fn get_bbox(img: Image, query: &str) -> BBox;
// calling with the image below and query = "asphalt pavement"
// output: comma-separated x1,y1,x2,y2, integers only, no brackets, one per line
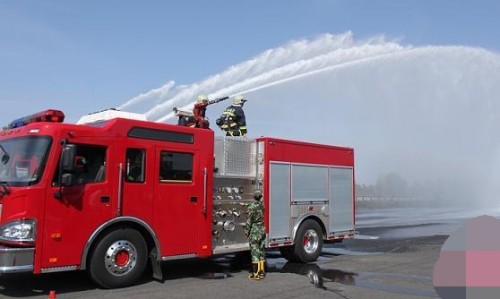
2,206,467,298
0,232,446,299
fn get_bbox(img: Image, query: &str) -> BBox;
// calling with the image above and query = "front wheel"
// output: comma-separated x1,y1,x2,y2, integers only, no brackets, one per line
292,219,323,263
88,228,148,289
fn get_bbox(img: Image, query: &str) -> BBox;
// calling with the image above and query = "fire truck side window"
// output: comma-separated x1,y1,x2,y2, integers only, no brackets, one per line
52,144,107,185
159,151,193,183
126,148,145,183
75,145,106,184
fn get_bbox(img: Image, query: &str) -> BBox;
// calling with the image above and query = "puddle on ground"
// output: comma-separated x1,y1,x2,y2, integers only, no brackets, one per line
268,261,438,297
165,251,438,297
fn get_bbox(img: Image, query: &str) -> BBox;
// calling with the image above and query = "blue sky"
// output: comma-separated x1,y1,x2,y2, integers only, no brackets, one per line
0,0,499,123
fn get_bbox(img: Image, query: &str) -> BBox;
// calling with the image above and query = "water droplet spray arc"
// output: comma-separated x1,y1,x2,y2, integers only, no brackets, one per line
119,32,500,208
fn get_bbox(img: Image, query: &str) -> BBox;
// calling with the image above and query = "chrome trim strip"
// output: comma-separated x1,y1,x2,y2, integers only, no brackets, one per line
41,265,78,273
0,265,33,273
213,244,249,255
161,253,196,261
291,201,329,205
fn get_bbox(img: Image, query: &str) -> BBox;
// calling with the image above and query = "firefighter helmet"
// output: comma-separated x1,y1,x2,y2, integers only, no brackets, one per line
197,95,208,103
233,95,246,105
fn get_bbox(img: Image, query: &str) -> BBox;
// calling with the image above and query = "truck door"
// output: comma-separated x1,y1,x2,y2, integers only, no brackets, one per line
154,148,201,256
44,144,110,269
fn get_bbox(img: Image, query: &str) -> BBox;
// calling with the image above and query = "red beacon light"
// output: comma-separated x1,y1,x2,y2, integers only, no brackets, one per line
6,109,65,129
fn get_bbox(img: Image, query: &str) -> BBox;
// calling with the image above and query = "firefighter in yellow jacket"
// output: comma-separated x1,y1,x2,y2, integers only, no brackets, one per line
216,95,247,136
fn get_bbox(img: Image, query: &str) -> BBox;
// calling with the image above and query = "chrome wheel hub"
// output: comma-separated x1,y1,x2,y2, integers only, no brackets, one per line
104,240,138,276
303,229,319,254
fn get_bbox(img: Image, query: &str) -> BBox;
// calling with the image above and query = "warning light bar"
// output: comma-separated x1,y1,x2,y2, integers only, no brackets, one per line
6,109,65,129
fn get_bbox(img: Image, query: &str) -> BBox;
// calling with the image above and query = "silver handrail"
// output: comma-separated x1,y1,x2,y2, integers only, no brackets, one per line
202,167,207,215
117,163,123,216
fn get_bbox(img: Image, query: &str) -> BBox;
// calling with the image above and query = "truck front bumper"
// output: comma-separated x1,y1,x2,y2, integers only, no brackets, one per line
0,245,34,273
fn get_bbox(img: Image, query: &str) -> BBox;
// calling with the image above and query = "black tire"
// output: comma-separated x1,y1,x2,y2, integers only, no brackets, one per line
88,228,148,289
292,219,323,263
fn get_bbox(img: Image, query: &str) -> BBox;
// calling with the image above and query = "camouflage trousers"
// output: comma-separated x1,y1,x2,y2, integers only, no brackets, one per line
249,234,265,263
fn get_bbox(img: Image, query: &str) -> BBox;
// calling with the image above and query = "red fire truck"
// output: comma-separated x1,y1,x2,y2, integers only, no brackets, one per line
0,109,355,288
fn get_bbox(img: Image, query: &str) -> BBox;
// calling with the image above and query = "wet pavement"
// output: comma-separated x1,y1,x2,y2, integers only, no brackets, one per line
0,236,447,298
1,206,489,298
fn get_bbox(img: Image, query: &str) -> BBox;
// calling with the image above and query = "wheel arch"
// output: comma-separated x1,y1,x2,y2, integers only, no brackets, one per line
80,217,160,271
292,214,327,243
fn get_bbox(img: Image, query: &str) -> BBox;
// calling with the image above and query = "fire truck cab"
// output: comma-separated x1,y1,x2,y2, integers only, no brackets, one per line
0,109,355,288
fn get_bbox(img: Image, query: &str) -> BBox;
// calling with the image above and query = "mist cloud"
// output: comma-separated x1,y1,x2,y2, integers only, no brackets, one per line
118,32,500,208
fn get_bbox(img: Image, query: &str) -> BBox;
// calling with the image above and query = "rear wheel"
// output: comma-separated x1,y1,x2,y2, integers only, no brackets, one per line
88,228,148,289
284,219,323,263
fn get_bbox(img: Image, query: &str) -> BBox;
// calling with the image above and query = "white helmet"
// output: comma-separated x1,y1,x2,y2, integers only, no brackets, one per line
197,94,208,103
233,95,246,105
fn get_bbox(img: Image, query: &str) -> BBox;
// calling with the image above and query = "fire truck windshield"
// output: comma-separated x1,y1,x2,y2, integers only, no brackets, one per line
0,136,52,186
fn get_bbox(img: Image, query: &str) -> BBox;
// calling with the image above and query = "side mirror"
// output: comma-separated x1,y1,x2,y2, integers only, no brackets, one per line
61,144,77,172
61,173,76,187
55,142,77,199
0,145,10,165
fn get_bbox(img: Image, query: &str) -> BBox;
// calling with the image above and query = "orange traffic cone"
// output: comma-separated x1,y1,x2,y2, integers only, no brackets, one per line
48,290,56,299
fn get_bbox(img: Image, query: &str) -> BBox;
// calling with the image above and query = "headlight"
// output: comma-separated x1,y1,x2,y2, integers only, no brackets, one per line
0,219,36,246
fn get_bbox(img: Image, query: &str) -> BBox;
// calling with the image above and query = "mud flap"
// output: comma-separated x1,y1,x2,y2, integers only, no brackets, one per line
150,248,164,282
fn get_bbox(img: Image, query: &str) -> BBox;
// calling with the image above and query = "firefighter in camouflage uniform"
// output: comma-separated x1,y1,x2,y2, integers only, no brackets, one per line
245,189,266,280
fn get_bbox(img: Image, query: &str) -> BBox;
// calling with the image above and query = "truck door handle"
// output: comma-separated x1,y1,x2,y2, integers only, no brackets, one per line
190,196,198,203
100,196,110,203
